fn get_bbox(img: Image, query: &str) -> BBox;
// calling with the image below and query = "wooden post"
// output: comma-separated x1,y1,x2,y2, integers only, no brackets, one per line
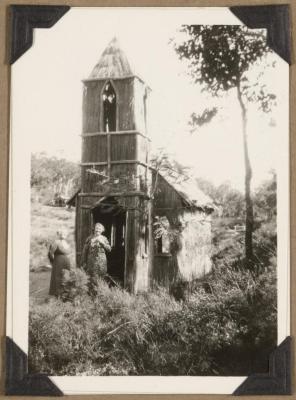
107,133,111,178
124,209,137,293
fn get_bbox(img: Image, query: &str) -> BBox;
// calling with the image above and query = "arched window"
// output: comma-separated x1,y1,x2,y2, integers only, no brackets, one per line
102,81,116,132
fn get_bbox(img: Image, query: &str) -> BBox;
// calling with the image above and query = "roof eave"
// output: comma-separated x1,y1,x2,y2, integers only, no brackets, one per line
82,75,152,91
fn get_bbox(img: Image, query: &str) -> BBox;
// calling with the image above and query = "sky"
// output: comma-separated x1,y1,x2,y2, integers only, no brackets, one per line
11,7,289,192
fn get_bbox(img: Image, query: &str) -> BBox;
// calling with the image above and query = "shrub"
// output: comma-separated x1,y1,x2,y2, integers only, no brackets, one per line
29,258,276,376
253,218,277,269
201,259,277,374
29,283,181,375
29,296,97,375
60,268,89,302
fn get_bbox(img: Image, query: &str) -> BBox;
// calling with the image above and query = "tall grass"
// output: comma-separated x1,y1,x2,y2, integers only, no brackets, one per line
29,257,276,376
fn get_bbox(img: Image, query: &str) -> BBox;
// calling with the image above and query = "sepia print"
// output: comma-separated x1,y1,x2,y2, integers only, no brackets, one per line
8,7,290,393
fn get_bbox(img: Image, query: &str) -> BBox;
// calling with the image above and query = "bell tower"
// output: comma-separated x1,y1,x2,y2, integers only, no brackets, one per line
76,38,152,293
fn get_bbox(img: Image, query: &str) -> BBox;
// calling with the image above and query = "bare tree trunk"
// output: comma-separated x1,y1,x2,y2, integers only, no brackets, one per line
237,85,254,265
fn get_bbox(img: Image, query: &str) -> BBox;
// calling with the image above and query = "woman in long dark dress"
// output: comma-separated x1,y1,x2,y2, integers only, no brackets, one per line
81,223,111,295
48,229,71,296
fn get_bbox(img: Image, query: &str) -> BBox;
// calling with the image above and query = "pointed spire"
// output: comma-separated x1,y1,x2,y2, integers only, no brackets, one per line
89,37,134,79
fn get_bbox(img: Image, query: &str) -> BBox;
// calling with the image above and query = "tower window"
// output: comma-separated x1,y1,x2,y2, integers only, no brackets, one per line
102,82,116,132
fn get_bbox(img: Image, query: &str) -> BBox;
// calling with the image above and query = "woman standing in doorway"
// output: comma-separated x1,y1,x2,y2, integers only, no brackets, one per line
81,222,111,295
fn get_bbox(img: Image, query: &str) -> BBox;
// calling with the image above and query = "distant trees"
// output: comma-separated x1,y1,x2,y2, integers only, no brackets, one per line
174,25,276,266
254,171,276,221
196,178,244,219
31,153,80,203
196,173,276,222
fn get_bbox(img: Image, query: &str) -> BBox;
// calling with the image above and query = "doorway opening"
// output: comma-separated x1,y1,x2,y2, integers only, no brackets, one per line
92,197,126,286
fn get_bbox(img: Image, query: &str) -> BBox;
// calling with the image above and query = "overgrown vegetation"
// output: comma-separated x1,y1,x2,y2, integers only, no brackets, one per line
28,22,279,377
29,139,277,377
29,254,276,376
29,173,277,375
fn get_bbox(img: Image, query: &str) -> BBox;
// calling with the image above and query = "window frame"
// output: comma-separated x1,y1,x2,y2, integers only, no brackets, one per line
100,80,118,132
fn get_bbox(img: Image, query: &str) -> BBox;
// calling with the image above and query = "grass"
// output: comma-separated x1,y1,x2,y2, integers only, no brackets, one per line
30,270,51,305
29,266,277,376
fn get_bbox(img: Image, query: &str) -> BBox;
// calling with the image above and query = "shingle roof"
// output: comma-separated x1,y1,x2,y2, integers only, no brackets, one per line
158,172,214,211
89,37,134,79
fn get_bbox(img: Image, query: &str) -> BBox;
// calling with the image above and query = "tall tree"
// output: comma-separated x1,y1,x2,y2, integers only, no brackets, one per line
174,25,275,265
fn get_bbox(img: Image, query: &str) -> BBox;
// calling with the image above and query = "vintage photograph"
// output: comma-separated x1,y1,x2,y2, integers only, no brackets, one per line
12,8,288,380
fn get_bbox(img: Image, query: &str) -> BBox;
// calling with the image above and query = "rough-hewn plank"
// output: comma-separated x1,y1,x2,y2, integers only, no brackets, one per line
83,80,105,133
82,164,141,194
82,135,108,163
133,77,147,134
79,208,92,266
82,130,151,141
124,210,136,292
152,172,183,210
75,195,80,265
116,78,135,131
133,198,150,292
137,134,149,163
110,133,137,161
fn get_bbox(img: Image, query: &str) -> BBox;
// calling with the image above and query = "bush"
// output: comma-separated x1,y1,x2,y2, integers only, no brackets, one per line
29,282,181,375
60,268,89,302
29,258,276,376
253,218,277,268
201,260,277,374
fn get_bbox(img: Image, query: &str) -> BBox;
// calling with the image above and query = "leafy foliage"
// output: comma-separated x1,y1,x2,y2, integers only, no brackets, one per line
153,216,181,241
211,173,276,270
60,268,89,302
31,153,80,204
189,107,218,131
150,150,192,184
175,25,270,95
196,178,245,218
254,171,276,220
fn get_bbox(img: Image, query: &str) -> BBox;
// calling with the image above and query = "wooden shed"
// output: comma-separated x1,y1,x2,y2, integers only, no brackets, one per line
72,38,214,293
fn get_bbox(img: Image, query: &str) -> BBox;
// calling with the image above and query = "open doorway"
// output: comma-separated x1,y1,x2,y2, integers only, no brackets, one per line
92,197,126,286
